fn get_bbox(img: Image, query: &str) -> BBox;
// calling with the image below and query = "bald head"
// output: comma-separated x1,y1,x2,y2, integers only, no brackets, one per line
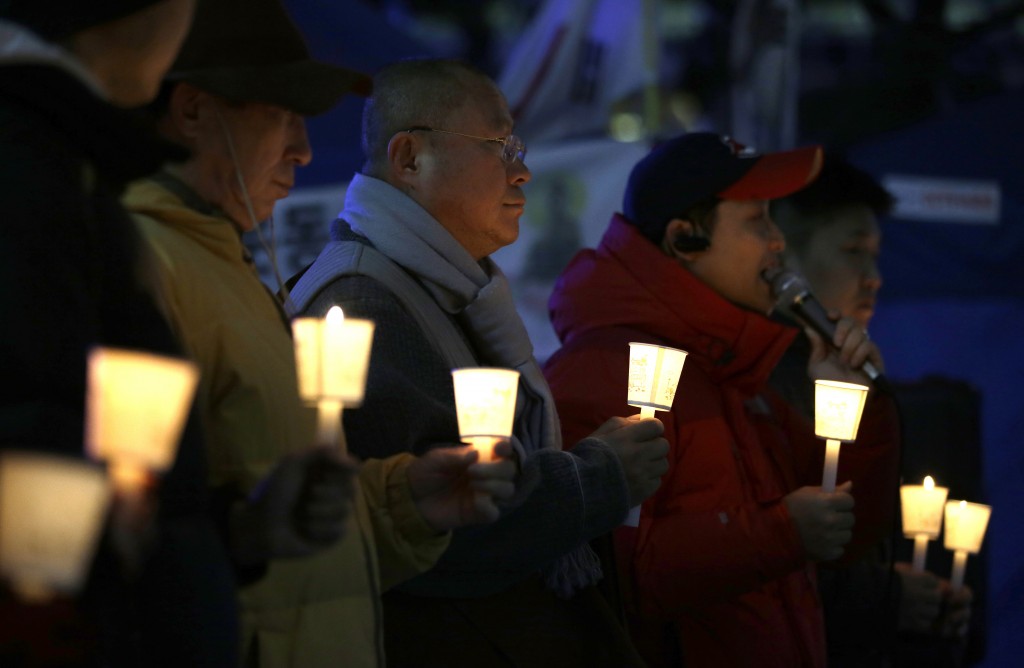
361,59,502,178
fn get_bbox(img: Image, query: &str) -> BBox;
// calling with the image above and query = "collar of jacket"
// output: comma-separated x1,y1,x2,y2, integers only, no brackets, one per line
0,64,187,189
123,174,250,266
550,213,799,394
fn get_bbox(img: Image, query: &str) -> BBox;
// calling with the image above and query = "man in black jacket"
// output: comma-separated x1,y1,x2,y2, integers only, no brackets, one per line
770,154,972,667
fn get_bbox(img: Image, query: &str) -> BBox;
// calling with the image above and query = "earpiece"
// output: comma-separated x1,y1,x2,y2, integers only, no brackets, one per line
672,234,711,253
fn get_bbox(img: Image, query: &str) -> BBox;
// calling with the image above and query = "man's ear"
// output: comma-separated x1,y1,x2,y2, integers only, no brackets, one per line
166,82,206,142
663,218,711,260
386,131,421,184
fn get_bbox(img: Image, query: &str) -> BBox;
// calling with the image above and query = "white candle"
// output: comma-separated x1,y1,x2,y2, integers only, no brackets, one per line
321,306,346,402
813,380,869,494
822,439,841,493
293,306,375,454
950,549,969,591
900,475,949,572
315,398,344,451
319,307,347,454
623,344,688,526
943,499,991,592
912,534,930,573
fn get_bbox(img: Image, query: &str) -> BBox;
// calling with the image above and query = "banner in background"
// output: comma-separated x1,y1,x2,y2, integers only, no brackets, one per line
245,183,347,288
492,137,651,361
883,175,1001,225
730,0,800,151
498,0,653,143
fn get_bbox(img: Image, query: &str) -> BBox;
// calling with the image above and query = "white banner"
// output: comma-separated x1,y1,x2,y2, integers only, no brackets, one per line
883,175,1001,225
498,0,654,143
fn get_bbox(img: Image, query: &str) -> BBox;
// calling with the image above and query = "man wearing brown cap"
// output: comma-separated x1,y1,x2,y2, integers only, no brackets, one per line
0,1,244,666
124,2,515,666
545,133,901,667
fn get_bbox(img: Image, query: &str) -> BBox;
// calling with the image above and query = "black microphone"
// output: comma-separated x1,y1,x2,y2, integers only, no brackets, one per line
766,268,887,386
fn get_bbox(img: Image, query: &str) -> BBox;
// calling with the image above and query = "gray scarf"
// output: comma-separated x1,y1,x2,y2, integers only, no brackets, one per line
338,174,601,596
341,174,562,455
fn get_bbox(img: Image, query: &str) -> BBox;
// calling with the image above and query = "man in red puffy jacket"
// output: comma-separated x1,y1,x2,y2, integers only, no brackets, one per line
544,133,901,667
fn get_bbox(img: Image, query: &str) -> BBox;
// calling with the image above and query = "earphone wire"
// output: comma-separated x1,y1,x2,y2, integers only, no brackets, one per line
214,104,298,317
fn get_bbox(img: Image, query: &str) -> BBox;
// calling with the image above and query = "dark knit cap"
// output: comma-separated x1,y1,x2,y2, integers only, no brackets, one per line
167,0,371,116
1,0,166,40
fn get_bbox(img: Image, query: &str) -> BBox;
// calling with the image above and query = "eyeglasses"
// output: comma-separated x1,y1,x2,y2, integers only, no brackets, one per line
404,126,527,165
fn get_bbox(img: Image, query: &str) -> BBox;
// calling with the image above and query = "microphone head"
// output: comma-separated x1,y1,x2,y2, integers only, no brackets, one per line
763,267,812,306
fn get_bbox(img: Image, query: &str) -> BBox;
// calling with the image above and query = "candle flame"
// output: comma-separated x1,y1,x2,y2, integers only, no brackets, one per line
326,305,344,325
924,475,934,489
960,500,967,510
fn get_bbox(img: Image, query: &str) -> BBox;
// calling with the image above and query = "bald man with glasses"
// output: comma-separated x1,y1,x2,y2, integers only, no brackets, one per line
288,58,668,667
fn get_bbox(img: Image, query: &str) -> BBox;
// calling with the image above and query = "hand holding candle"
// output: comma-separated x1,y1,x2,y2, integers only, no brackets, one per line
293,306,375,454
406,440,518,531
944,499,991,592
900,475,949,572
813,379,869,493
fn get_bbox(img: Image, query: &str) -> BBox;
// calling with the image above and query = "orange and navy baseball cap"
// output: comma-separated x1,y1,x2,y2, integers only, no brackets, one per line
623,132,823,243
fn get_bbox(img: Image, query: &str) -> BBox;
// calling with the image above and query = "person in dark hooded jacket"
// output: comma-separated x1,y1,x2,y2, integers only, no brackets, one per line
0,2,240,665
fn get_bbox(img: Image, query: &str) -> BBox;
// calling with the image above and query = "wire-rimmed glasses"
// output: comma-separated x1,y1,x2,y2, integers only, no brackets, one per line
404,126,527,165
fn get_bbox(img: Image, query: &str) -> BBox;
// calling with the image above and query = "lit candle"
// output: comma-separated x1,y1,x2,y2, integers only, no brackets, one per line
623,343,688,525
900,475,949,571
293,306,375,454
317,306,347,449
944,499,991,591
451,368,520,463
85,347,199,494
813,380,869,493
627,343,688,419
0,452,111,602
